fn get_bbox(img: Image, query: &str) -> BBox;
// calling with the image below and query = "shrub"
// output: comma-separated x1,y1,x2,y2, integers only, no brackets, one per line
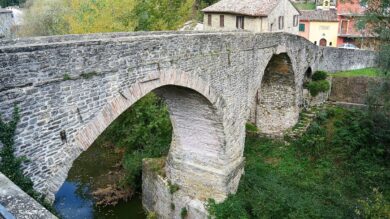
312,71,328,81
306,80,330,96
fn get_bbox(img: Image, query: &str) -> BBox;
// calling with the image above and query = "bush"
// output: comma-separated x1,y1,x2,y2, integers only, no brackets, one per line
312,71,328,81
306,80,330,96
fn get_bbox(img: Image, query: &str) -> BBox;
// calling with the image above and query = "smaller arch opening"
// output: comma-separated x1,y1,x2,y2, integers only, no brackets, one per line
304,67,312,83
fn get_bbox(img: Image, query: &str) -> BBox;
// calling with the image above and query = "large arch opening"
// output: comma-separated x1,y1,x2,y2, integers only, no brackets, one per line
54,71,230,218
255,53,299,136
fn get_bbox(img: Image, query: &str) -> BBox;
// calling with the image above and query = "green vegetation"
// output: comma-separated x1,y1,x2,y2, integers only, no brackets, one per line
331,68,381,78
20,0,217,36
180,207,188,219
94,93,172,190
63,73,71,80
0,0,24,7
293,2,316,10
168,181,180,194
305,71,330,96
146,211,157,219
208,106,390,219
0,107,58,215
358,0,389,75
80,71,97,79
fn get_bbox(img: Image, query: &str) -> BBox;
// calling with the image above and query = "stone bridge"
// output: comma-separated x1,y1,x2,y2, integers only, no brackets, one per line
0,31,376,217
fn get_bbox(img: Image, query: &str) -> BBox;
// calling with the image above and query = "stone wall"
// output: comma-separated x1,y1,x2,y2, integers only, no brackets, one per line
317,47,377,72
329,76,382,104
0,31,377,217
255,53,299,136
0,173,56,219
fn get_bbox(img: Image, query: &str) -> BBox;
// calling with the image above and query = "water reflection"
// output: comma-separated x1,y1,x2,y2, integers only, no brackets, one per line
53,141,146,219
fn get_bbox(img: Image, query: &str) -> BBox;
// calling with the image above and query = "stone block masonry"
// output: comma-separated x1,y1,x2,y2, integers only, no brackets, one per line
0,31,377,217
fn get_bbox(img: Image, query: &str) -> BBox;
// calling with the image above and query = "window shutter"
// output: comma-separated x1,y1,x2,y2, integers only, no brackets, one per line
220,15,224,27
242,17,245,29
208,14,212,26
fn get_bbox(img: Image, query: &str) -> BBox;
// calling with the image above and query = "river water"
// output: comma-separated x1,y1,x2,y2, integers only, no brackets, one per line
53,142,146,219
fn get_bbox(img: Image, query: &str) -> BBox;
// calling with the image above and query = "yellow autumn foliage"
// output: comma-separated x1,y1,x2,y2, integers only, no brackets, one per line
65,0,138,34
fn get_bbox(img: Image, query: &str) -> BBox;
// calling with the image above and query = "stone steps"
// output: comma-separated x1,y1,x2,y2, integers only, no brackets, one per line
285,104,327,139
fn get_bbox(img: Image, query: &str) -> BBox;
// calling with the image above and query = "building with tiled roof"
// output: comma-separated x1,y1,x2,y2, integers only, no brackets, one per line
0,8,13,39
298,8,339,47
202,0,301,34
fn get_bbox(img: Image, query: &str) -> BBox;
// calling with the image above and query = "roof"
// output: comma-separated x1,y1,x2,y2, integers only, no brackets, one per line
201,0,283,16
300,10,338,22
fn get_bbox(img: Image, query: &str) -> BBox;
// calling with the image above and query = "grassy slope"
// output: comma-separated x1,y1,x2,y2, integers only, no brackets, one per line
208,106,389,219
330,68,381,77
293,2,316,10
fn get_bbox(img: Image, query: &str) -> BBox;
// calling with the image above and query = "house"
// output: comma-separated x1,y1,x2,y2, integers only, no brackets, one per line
0,8,13,39
299,10,338,46
336,0,377,49
201,0,301,34
316,0,336,10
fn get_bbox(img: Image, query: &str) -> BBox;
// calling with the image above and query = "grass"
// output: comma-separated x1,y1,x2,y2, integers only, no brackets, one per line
293,2,316,10
331,68,381,77
208,106,390,219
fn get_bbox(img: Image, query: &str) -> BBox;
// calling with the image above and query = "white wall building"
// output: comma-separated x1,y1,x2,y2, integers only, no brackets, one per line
202,0,301,34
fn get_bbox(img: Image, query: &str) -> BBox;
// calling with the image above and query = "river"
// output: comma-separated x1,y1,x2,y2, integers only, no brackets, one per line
53,141,146,219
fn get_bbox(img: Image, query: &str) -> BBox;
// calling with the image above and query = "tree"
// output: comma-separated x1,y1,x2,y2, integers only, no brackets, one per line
136,0,195,31
0,0,25,7
358,0,390,74
65,0,138,34
358,0,390,160
18,0,68,36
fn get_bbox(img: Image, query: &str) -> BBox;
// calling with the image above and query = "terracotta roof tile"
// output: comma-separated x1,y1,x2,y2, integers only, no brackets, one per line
202,0,281,16
300,10,338,22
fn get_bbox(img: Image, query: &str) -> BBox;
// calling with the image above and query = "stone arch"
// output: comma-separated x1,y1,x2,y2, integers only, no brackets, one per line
75,69,225,151
70,69,230,201
255,53,299,136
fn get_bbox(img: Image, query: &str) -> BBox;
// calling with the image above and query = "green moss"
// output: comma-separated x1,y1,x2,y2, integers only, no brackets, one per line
246,123,258,133
63,73,71,80
80,71,98,79
146,211,157,219
180,207,188,219
168,181,180,194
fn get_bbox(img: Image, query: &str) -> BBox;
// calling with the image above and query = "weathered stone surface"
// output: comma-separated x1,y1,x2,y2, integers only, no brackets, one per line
142,158,209,219
0,173,56,219
329,76,382,104
0,31,377,215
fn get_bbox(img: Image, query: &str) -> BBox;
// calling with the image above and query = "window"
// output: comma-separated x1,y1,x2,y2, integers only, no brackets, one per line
208,14,212,26
299,23,305,32
220,15,224,27
278,16,284,30
236,16,244,29
293,15,299,27
314,41,317,45
329,42,332,46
